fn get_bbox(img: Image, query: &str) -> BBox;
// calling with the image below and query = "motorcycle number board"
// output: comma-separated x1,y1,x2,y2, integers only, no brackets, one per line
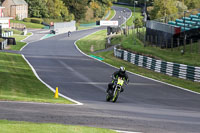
117,78,124,86
100,20,118,26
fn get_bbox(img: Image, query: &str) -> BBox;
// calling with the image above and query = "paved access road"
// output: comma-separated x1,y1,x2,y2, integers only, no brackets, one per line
1,6,200,133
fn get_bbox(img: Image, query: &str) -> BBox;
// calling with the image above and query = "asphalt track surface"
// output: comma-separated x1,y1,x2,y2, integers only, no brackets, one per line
1,6,200,133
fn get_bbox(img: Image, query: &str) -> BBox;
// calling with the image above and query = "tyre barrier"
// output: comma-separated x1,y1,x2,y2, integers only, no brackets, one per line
114,47,200,82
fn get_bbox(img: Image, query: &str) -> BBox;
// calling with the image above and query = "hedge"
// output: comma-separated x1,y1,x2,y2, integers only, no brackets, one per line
23,18,43,24
31,18,43,24
23,18,31,22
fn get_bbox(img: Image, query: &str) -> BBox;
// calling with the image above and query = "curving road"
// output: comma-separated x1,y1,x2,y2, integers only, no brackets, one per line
1,6,200,133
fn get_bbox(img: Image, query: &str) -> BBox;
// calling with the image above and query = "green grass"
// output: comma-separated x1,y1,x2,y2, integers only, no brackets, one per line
114,4,143,26
9,33,32,51
11,20,44,29
0,52,73,104
77,30,107,53
0,120,116,133
76,30,200,93
117,32,200,67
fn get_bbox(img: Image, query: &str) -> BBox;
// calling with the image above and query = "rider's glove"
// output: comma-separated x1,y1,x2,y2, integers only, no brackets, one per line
126,79,129,85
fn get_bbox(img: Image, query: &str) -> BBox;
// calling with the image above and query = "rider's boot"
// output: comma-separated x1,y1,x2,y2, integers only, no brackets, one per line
120,87,124,92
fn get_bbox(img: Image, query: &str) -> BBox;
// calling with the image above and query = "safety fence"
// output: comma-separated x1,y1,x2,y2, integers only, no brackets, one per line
114,47,200,82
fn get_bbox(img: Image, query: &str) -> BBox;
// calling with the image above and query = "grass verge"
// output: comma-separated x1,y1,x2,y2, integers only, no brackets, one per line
11,20,44,29
0,120,116,133
9,33,32,51
116,32,200,67
0,52,73,104
76,30,200,93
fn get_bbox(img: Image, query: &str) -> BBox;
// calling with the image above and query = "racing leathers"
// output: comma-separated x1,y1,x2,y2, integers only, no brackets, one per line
106,70,129,93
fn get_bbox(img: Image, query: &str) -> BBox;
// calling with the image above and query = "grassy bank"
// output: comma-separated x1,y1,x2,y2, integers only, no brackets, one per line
76,30,200,93
113,32,200,67
11,20,44,29
9,33,32,51
0,52,73,104
0,120,116,133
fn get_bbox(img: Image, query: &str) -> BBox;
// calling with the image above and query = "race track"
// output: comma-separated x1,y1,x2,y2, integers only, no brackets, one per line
0,6,200,133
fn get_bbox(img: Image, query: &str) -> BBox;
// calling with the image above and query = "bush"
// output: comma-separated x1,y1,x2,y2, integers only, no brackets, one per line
30,18,43,24
23,18,31,22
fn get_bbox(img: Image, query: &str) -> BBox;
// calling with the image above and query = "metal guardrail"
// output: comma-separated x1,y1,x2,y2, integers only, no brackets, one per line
114,47,200,82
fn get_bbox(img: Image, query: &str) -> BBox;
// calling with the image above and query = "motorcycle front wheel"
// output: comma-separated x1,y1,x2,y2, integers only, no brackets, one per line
112,90,119,103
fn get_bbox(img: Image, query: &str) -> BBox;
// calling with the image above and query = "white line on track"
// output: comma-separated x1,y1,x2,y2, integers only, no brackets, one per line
19,29,84,106
115,130,142,133
21,54,83,105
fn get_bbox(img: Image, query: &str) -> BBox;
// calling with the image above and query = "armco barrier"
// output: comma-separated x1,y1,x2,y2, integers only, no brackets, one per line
114,47,200,82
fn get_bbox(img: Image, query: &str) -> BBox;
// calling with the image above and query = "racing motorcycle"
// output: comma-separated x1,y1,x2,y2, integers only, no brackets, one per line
106,77,126,103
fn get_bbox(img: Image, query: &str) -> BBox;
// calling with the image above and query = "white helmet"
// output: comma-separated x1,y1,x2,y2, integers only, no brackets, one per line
119,66,125,72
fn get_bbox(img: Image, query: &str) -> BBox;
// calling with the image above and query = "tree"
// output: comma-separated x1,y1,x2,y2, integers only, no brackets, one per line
176,1,188,12
150,0,178,20
25,0,49,18
183,0,200,9
46,0,73,21
63,0,89,21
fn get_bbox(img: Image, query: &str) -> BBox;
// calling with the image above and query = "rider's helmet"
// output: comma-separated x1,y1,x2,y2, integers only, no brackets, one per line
119,66,126,73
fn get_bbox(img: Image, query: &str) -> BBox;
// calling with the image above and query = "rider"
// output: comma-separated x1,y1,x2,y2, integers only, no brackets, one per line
68,31,71,37
106,66,129,93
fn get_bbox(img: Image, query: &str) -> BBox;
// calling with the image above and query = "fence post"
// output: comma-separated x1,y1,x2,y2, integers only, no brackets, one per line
160,37,163,48
147,35,149,46
166,39,168,49
155,36,158,47
171,38,173,51
151,35,153,46
184,38,186,53
190,39,193,53
177,38,180,50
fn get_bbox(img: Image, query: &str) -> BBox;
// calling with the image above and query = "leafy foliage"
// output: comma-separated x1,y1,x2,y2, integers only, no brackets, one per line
150,0,178,20
23,0,115,21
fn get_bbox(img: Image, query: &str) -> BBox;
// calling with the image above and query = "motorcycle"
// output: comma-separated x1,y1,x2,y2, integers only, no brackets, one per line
106,77,125,103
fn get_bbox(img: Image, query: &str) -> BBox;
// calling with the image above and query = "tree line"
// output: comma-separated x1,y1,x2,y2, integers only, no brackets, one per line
149,0,200,20
116,0,200,20
23,0,116,22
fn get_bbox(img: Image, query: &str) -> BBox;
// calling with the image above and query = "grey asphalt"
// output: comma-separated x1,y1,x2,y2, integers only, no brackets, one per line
0,6,200,133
